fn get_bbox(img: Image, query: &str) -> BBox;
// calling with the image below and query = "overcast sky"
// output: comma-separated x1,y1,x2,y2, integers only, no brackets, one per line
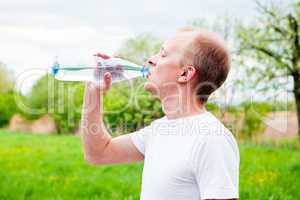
0,0,275,93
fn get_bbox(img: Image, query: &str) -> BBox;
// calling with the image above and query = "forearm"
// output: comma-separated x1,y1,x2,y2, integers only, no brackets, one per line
80,83,112,161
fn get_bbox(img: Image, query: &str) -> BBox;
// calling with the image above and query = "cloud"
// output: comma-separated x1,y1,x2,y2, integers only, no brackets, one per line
0,0,278,93
0,23,135,93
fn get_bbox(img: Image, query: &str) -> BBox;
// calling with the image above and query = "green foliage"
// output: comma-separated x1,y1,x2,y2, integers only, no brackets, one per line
236,1,299,106
117,33,162,65
0,62,14,93
23,75,163,135
104,78,163,135
1,131,300,200
205,102,219,113
0,91,22,127
21,33,163,134
258,101,296,112
23,74,84,134
208,101,296,140
235,101,295,140
238,101,271,139
235,0,300,142
105,33,163,134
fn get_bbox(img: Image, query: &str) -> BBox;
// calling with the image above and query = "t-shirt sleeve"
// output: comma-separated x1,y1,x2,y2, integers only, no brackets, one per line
128,124,153,155
190,134,240,200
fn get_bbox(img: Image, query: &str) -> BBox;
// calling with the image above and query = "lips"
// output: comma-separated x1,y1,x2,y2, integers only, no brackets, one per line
146,70,152,79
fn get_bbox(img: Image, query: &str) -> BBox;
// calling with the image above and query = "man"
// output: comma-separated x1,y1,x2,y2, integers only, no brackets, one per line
80,28,239,200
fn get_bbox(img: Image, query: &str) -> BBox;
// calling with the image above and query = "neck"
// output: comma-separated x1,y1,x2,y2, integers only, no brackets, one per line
160,89,206,120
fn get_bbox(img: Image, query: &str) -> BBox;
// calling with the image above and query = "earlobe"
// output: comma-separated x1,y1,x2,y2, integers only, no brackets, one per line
177,69,187,83
177,76,187,83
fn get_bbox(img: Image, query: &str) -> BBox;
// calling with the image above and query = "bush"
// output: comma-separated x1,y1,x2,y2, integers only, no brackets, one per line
21,74,84,134
0,62,14,93
104,78,163,135
22,74,163,134
239,101,270,140
0,91,22,127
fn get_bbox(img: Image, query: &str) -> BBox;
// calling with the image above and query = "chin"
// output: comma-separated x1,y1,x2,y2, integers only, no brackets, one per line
144,81,159,96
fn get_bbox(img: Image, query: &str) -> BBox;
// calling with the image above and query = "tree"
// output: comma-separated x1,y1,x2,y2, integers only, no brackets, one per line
0,62,14,93
24,74,84,134
117,33,162,65
0,62,22,127
0,91,20,127
189,17,283,139
237,0,300,141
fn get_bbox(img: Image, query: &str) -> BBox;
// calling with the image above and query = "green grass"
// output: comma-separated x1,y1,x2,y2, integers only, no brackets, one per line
0,130,300,200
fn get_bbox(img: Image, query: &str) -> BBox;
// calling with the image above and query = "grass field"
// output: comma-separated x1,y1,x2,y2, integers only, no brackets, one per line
0,130,300,200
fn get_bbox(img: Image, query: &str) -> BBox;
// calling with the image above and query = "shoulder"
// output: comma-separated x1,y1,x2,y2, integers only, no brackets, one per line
191,122,239,156
189,113,240,165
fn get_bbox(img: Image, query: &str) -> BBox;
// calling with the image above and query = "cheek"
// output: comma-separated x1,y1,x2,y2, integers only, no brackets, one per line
156,59,180,79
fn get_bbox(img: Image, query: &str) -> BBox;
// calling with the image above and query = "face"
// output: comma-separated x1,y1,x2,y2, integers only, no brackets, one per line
144,32,194,97
144,33,195,96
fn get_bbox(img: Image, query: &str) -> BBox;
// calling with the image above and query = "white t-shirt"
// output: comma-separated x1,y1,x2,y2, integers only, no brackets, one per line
129,111,239,200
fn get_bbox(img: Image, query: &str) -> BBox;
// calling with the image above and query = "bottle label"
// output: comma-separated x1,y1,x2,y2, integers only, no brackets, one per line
94,65,124,82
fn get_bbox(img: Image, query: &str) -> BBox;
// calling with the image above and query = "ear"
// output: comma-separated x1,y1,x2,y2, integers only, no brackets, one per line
177,65,197,83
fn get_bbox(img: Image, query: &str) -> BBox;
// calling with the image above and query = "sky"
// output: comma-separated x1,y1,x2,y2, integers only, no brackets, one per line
0,0,276,93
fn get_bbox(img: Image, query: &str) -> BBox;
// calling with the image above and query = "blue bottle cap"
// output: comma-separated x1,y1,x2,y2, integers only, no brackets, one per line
51,62,60,76
140,66,150,77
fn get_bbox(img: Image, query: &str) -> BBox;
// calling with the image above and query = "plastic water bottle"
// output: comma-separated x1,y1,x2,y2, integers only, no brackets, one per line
51,52,150,83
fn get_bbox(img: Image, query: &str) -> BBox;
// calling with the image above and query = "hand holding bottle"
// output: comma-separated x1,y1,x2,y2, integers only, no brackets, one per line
82,54,113,126
86,71,112,94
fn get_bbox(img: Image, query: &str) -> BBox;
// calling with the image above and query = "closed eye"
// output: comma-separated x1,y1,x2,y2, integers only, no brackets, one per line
160,47,167,57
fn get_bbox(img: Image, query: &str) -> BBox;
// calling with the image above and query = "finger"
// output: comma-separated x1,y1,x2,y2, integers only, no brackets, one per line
103,72,112,90
94,52,110,60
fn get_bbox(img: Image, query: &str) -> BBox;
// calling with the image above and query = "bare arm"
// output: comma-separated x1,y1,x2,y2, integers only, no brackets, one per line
80,72,144,165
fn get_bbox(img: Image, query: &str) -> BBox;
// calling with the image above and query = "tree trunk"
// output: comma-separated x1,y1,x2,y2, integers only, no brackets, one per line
293,77,300,143
294,93,300,143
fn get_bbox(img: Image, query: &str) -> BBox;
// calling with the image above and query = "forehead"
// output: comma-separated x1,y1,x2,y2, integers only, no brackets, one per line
162,32,195,52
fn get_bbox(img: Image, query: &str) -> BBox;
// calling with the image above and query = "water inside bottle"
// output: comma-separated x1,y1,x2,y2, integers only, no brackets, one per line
50,54,150,83
51,65,149,83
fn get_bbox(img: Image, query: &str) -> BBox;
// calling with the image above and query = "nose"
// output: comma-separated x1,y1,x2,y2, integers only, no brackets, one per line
147,55,157,67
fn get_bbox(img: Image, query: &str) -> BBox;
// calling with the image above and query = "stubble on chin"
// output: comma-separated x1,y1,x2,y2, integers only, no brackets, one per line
144,81,160,97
